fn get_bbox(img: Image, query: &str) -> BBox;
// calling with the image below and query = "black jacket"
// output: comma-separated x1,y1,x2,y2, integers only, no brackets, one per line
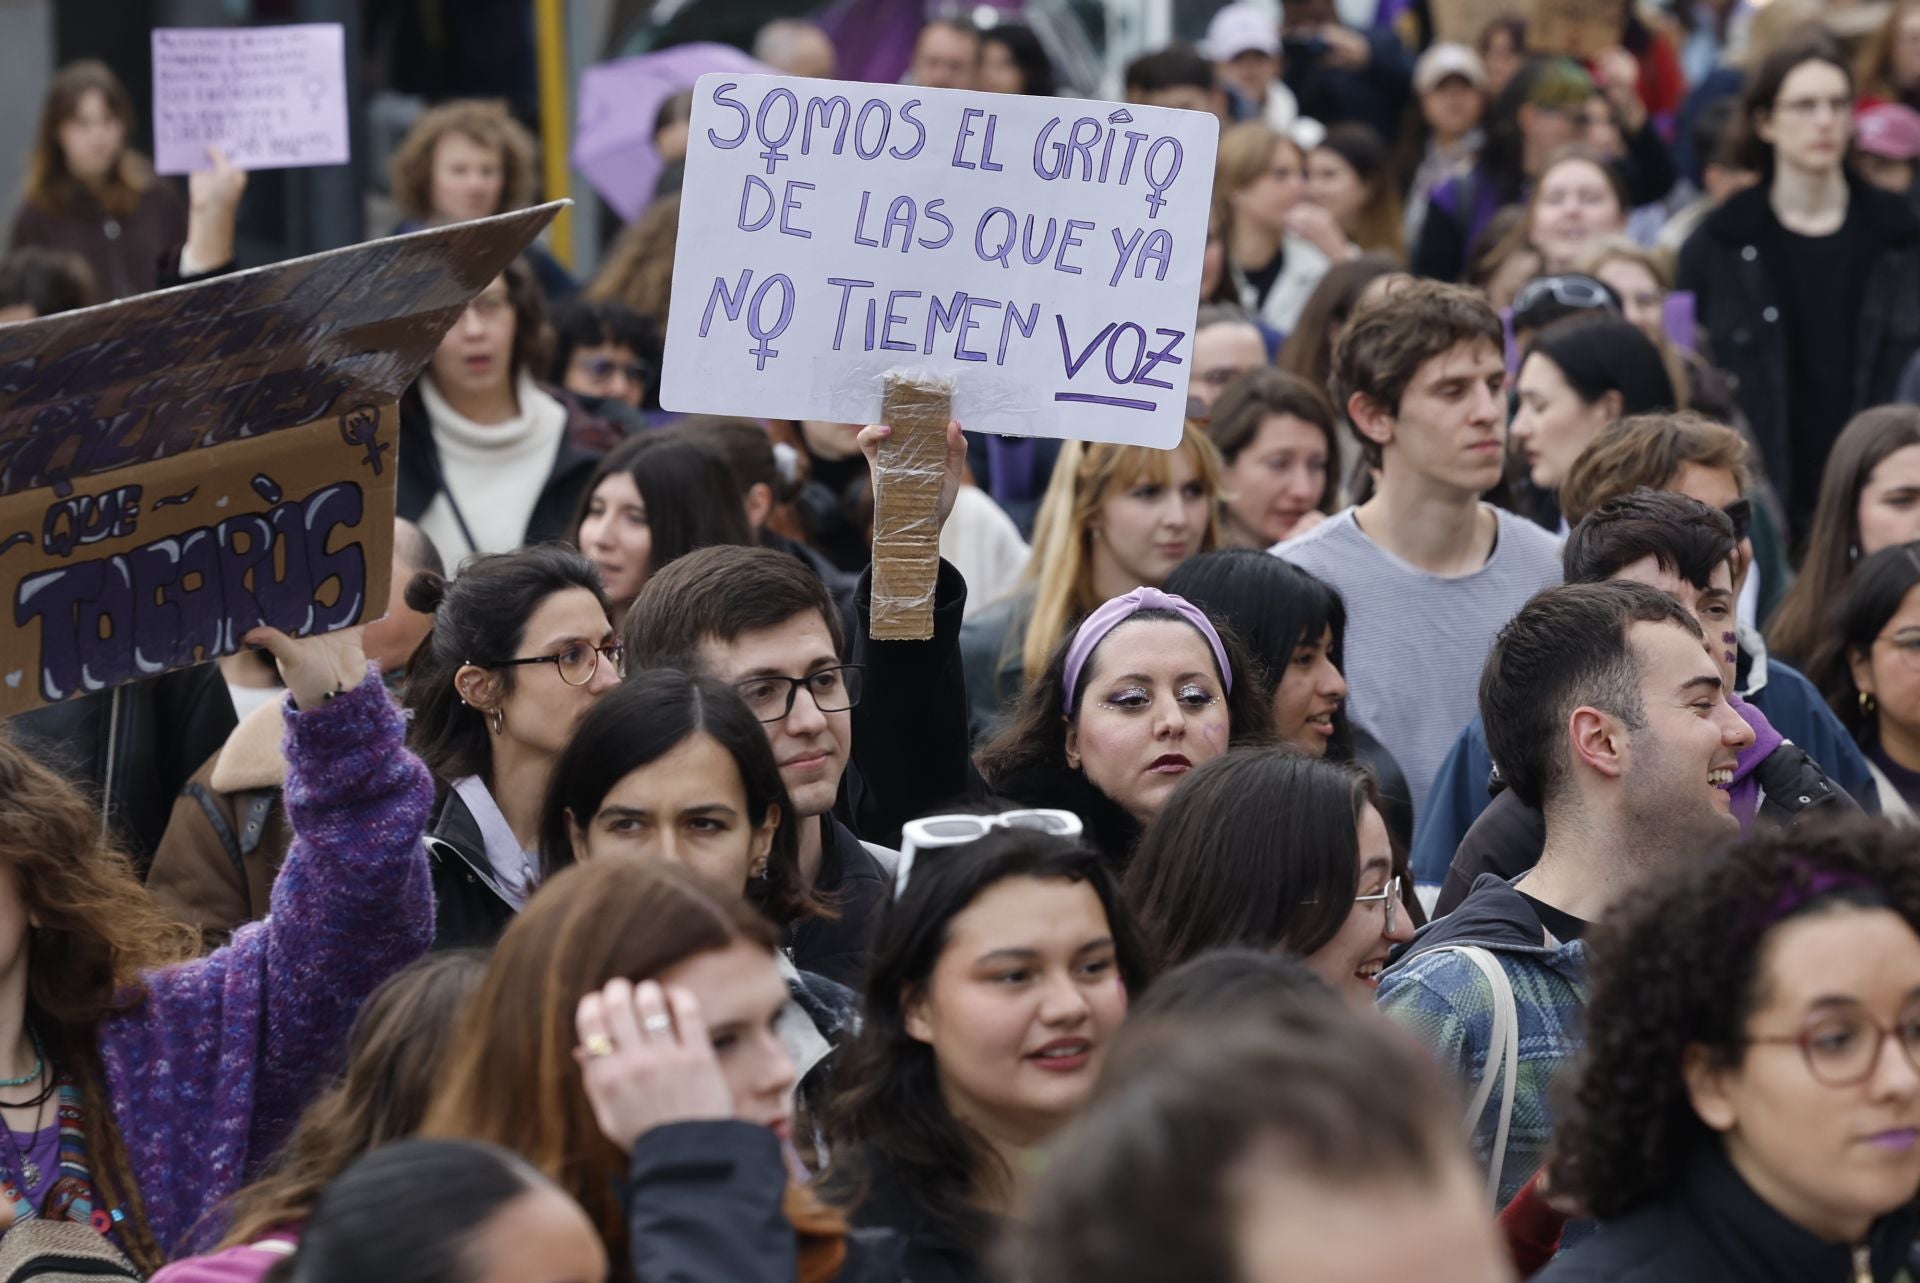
1436,740,1855,917
423,788,519,951
836,558,980,851
1677,178,1920,528
1535,1143,1916,1282
394,383,603,554
842,1149,1002,1283
10,663,235,873
623,1122,906,1283
788,816,893,991
989,759,1142,869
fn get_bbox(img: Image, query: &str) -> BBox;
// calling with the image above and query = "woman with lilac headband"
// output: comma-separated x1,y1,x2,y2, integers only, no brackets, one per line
1534,818,1920,1282
976,587,1274,865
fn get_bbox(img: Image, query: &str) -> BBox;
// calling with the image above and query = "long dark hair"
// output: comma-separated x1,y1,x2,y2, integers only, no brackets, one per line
401,544,610,783
570,435,754,594
1549,818,1920,1221
1739,37,1853,174
264,1138,562,1283
1126,749,1378,970
976,607,1275,786
1273,253,1402,397
1165,549,1353,758
1805,542,1920,744
1524,315,1676,418
1769,406,1920,667
822,828,1152,1251
537,671,816,925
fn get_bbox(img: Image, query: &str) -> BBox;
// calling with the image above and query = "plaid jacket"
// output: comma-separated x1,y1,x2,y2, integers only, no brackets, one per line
1377,874,1589,1209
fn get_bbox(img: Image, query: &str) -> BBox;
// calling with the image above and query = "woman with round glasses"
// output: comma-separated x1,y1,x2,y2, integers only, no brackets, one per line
1535,818,1920,1281
1125,748,1417,1008
1805,543,1920,820
402,544,622,948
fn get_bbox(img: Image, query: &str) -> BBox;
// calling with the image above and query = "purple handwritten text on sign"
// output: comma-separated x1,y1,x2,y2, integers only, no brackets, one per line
660,75,1217,449
151,24,349,175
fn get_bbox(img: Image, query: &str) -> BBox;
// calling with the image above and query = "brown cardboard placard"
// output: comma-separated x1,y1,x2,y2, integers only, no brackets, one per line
1430,0,1521,49
1526,0,1624,59
0,202,562,716
870,374,950,642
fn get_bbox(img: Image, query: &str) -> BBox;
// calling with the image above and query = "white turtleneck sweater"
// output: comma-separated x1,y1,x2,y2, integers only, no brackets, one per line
417,371,569,559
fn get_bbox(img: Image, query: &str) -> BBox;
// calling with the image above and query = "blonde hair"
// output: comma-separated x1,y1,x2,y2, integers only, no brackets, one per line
1213,122,1303,244
387,100,537,222
1577,236,1690,410
587,194,680,327
1014,423,1224,682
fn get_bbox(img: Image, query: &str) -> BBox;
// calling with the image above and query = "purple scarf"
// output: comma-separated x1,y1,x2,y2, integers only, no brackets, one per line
1727,694,1783,833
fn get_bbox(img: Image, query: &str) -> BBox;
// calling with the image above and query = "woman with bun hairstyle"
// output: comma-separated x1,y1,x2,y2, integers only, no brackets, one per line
401,544,622,949
1536,818,1920,1281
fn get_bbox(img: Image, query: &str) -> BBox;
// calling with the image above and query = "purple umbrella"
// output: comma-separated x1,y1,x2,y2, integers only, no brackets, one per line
573,43,774,224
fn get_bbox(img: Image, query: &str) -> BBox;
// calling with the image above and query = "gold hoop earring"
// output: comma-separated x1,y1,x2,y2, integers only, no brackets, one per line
489,707,505,736
1861,690,1877,718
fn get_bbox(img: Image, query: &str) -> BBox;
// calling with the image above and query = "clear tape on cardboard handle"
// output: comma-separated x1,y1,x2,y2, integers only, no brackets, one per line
868,370,953,640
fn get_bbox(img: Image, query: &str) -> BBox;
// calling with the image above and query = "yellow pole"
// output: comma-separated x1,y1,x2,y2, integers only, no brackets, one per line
534,0,573,267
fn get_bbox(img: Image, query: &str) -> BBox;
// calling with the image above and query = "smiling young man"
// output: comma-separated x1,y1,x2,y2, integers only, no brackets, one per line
1275,280,1562,824
1431,488,1862,914
1379,580,1755,1208
624,422,978,988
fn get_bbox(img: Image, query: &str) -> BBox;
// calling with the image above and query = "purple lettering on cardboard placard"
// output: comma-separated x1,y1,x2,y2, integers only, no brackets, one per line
1021,216,1059,266
744,275,797,369
999,302,1039,365
41,485,142,557
0,531,30,558
853,191,882,247
1055,392,1157,411
925,292,971,358
854,99,891,160
974,207,1015,269
755,88,799,174
778,181,815,238
700,270,754,337
15,477,367,703
337,406,388,475
1054,219,1094,275
827,277,875,351
152,487,197,509
1136,328,1186,390
880,290,921,352
706,83,751,149
739,175,779,232
1108,226,1176,286
890,99,928,160
1143,136,1182,218
802,95,852,154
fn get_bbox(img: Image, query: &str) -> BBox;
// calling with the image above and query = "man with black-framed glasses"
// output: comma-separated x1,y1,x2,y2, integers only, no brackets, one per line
623,421,979,987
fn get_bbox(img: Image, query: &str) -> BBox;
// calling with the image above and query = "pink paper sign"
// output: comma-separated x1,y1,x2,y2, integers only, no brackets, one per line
151,24,349,175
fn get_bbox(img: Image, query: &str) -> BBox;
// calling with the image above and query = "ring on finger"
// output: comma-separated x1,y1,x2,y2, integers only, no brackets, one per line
643,1014,673,1035
584,1034,616,1058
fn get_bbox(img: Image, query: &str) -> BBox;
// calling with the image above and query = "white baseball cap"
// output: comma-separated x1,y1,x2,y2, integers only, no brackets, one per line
1205,4,1281,61
1414,43,1490,95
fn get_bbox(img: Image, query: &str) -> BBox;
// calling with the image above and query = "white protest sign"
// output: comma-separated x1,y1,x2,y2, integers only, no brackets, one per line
661,75,1218,449
151,24,349,175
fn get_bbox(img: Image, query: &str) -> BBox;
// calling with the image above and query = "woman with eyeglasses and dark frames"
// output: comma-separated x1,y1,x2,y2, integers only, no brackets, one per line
1125,748,1418,1009
401,544,623,949
1533,819,1920,1282
1805,543,1920,822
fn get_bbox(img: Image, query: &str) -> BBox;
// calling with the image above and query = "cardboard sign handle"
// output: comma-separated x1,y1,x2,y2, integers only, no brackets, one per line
870,374,950,641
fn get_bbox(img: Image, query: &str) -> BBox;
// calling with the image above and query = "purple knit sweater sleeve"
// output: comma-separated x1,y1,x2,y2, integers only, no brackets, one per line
97,670,434,1256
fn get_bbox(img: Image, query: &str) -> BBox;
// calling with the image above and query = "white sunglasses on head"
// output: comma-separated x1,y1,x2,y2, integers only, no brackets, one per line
894,809,1084,899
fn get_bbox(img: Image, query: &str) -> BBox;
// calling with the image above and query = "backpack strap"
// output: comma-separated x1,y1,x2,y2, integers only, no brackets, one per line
1427,944,1520,1203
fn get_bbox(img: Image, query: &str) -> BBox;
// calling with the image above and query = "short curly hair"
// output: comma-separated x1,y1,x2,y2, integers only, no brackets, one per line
1550,818,1920,1222
388,99,537,222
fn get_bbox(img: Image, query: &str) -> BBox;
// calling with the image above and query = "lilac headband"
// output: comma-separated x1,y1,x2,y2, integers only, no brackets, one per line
1062,587,1233,714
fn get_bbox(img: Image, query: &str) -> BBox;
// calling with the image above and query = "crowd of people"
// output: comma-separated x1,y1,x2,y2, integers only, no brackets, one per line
7,2,1920,1281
